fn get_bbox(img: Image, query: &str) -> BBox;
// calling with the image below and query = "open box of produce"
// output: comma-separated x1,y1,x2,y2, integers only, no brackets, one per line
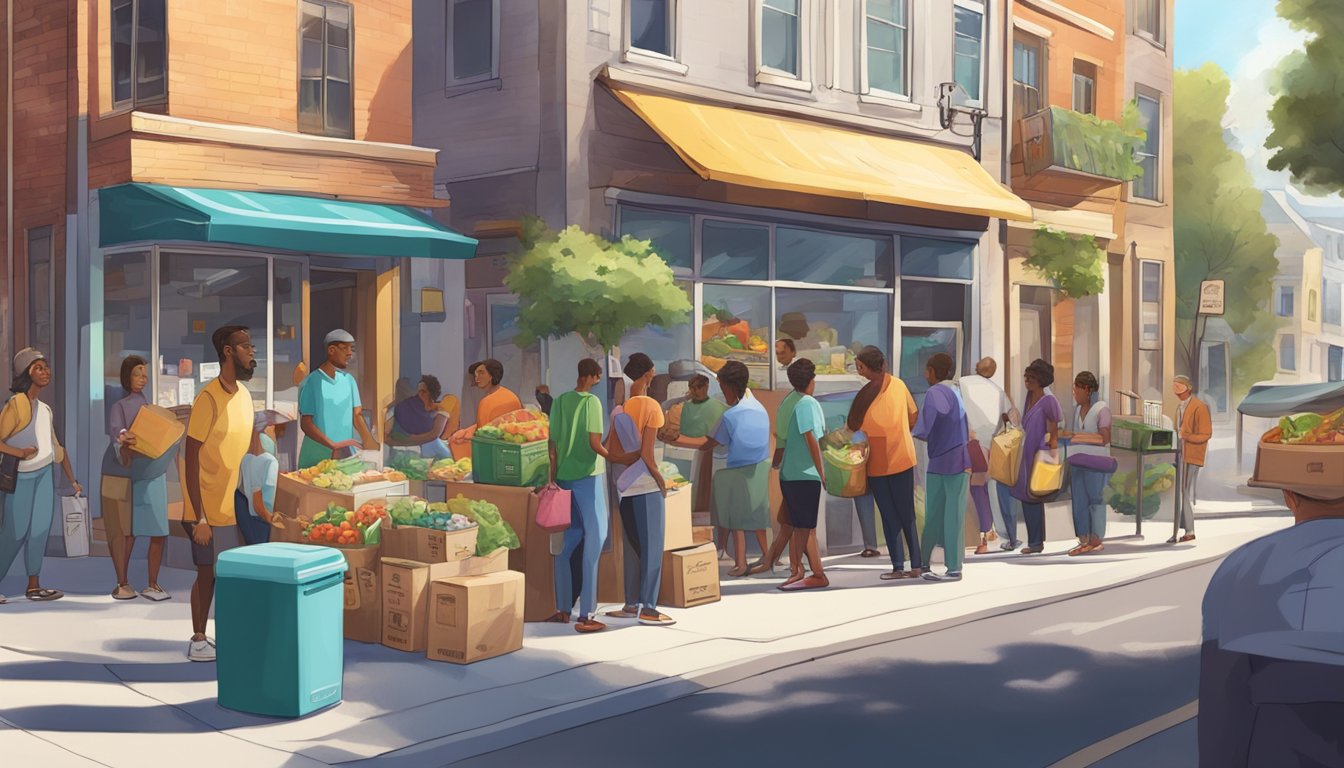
383,495,521,563
1250,407,1344,500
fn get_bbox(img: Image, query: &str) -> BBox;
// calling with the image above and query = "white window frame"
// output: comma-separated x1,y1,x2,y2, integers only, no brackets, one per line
754,0,813,92
952,0,988,109
859,0,911,102
1133,90,1162,202
446,0,501,92
623,0,687,75
1138,258,1163,351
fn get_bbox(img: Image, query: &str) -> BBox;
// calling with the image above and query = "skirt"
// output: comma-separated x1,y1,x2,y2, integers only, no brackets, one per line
711,459,771,531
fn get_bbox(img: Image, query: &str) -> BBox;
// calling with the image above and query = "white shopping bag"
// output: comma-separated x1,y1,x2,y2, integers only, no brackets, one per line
61,495,90,558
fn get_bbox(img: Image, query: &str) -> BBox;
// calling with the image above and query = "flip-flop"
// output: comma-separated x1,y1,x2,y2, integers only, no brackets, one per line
779,576,829,591
26,588,63,602
746,560,775,576
727,565,750,578
859,548,881,558
1180,534,1196,543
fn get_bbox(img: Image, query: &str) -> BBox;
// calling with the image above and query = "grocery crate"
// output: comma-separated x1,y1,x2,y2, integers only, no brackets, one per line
1111,420,1175,453
471,436,550,487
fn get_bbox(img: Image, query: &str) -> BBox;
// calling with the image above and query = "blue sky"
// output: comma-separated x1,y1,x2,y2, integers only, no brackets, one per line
1173,0,1276,73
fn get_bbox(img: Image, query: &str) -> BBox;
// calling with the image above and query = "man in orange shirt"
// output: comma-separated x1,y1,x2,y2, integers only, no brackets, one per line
1172,375,1211,544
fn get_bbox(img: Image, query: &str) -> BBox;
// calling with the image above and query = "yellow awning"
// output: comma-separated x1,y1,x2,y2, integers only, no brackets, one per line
607,85,1033,222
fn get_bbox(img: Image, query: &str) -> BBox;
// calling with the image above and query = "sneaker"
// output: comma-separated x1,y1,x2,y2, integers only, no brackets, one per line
140,586,171,601
638,610,676,626
112,584,138,600
921,571,963,582
187,639,216,662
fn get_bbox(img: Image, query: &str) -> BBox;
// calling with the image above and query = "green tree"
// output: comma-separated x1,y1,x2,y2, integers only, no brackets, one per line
1265,0,1344,193
504,217,692,352
1174,65,1280,396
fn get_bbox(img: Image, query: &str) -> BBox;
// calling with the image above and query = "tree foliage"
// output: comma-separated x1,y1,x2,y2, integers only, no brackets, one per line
1265,0,1344,194
1025,227,1106,299
1173,65,1280,393
504,217,692,352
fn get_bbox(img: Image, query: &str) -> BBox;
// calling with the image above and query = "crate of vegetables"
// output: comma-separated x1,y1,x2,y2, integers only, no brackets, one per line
277,457,409,520
383,496,479,563
471,410,551,487
1250,408,1344,500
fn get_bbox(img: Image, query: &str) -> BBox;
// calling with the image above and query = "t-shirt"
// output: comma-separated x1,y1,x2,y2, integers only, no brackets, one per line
679,397,727,438
856,375,919,477
780,394,825,482
712,391,771,469
186,378,254,526
477,387,523,427
912,382,970,475
239,452,279,518
13,400,56,473
959,375,1012,451
774,391,802,448
622,395,665,436
298,368,362,469
550,390,605,482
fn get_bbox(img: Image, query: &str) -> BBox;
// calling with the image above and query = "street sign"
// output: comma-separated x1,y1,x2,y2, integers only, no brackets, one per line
1199,280,1225,316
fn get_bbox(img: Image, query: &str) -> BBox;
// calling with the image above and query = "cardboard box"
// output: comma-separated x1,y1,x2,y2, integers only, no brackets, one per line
126,403,186,460
342,545,383,643
691,525,714,545
379,554,512,652
658,543,720,608
663,485,693,551
275,475,408,520
1250,442,1344,500
382,524,478,563
426,570,525,664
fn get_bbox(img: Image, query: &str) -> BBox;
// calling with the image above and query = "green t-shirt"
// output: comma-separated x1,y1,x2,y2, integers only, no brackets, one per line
550,391,605,482
679,397,728,438
774,391,802,448
781,394,825,482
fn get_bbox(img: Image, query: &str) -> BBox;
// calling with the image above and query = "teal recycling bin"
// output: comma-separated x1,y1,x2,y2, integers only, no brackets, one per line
215,543,348,717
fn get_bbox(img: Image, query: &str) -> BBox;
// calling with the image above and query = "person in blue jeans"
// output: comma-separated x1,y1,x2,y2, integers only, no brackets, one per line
1063,371,1115,556
234,413,282,546
545,358,628,633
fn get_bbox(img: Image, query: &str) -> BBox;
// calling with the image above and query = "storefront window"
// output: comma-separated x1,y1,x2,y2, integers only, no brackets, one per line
776,288,888,381
620,280,694,373
273,258,305,416
776,227,893,287
701,219,769,281
900,326,959,399
901,280,970,324
158,252,269,407
103,251,154,407
618,207,693,272
901,237,974,280
702,284,771,389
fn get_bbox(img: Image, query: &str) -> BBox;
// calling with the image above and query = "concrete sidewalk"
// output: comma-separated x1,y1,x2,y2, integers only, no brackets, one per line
0,486,1288,768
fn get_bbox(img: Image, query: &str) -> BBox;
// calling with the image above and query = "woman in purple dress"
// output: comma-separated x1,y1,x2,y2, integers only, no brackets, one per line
1010,359,1061,555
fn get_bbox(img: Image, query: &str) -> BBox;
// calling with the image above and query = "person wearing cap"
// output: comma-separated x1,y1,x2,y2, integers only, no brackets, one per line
297,329,379,469
1172,374,1210,544
0,348,83,604
234,412,283,546
1198,490,1344,766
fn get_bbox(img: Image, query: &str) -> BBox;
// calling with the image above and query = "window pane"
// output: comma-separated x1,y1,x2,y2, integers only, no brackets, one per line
901,237,974,280
618,207,692,271
453,0,494,80
325,4,350,49
301,38,324,79
761,3,799,75
868,0,904,24
867,16,906,95
701,284,772,390
113,0,133,103
134,0,166,101
901,280,969,322
159,253,270,406
302,4,325,40
325,77,353,137
1141,262,1161,302
1138,95,1160,155
1325,279,1342,326
701,220,769,280
28,232,52,351
1013,41,1038,88
327,43,350,81
299,78,324,132
776,289,889,382
900,326,958,399
620,281,694,372
1073,74,1095,114
777,227,893,287
630,0,672,56
273,259,305,420
954,7,984,100
1281,335,1295,371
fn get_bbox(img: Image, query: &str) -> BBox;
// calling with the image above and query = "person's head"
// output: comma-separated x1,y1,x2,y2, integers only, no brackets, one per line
1073,371,1099,407
417,375,442,405
787,358,817,395
623,353,656,386
688,374,710,402
775,338,797,366
473,359,503,390
11,348,48,394
212,325,255,381
1173,375,1193,398
324,329,356,370
250,412,277,456
855,346,886,380
577,358,602,388
976,357,997,378
925,353,955,386
1284,491,1344,524
120,355,149,396
779,312,809,340
716,361,750,404
1024,358,1054,393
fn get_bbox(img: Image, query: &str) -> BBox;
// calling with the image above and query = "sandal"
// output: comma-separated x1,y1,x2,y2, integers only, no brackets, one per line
1179,534,1196,543
1067,543,1090,557
780,575,829,591
26,588,63,602
859,548,881,558
778,572,804,589
746,560,775,576
727,564,750,578
974,543,989,555
603,606,639,619
543,611,571,624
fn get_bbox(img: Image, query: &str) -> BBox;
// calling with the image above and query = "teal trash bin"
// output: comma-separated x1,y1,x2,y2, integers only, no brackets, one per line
215,543,348,717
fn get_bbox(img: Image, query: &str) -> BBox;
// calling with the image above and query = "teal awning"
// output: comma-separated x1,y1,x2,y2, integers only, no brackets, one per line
1237,381,1344,418
99,183,478,260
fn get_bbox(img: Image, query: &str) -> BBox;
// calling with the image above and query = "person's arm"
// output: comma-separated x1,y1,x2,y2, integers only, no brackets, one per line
911,390,938,443
640,425,668,496
1187,402,1213,445
399,412,450,447
548,439,559,486
58,450,82,497
696,436,721,453
0,439,37,459
805,431,825,480
771,445,784,470
184,437,211,544
353,407,379,451
300,414,336,452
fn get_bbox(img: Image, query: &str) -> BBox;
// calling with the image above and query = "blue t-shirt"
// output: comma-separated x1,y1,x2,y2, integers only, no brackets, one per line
298,368,362,467
239,452,279,518
780,394,825,482
712,391,771,469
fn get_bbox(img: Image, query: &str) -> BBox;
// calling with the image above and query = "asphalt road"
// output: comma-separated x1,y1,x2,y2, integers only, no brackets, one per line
442,561,1214,768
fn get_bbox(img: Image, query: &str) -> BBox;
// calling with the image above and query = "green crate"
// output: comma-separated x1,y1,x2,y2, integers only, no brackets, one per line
1111,420,1176,453
471,436,550,487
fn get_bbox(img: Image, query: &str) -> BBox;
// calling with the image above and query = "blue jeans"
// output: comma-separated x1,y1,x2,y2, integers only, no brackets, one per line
553,475,608,618
234,490,273,546
870,469,920,571
620,492,666,610
1022,501,1046,548
1070,467,1112,540
419,439,452,460
995,481,1020,545
0,464,55,579
852,493,878,549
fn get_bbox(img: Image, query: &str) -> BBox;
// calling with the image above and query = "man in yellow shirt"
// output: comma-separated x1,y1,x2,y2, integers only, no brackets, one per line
182,325,256,662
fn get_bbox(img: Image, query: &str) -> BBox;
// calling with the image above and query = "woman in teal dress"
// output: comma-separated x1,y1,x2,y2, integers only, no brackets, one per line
699,362,772,577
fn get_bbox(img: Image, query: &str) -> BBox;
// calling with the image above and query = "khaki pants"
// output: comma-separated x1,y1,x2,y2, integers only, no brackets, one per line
101,475,132,563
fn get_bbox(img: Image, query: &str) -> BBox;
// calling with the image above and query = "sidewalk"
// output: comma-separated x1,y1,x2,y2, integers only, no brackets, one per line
0,486,1289,768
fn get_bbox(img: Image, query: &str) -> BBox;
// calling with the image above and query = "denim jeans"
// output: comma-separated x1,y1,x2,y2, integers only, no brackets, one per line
419,439,453,460
553,475,608,618
1070,467,1112,540
870,469,920,570
995,481,1020,544
0,464,54,579
1022,501,1046,548
619,492,666,610
852,493,878,550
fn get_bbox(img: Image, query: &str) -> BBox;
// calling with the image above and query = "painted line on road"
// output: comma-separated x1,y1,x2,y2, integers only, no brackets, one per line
1032,605,1176,637
1044,700,1198,768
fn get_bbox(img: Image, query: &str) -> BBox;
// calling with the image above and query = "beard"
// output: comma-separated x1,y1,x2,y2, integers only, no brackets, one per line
236,358,257,382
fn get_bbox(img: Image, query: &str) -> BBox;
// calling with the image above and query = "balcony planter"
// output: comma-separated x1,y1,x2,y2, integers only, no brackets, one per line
1021,104,1146,182
1025,227,1106,299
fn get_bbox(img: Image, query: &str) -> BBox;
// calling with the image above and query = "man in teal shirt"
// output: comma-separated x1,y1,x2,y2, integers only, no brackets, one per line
298,329,378,469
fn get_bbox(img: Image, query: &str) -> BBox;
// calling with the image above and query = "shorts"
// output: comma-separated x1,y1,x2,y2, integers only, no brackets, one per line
181,520,241,567
781,479,822,530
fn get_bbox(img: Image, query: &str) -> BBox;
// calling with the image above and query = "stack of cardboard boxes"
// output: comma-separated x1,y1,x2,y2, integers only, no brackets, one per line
657,486,720,609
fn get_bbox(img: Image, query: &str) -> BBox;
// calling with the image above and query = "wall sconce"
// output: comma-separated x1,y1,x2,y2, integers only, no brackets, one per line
937,82,988,161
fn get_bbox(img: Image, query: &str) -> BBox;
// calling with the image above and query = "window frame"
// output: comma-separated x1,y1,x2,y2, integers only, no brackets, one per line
859,0,912,101
1072,60,1096,115
1134,0,1164,48
1012,31,1046,121
952,0,988,109
1133,90,1162,202
1277,285,1295,318
445,0,501,91
298,0,355,139
1138,259,1163,350
754,0,813,91
1279,334,1296,372
110,0,168,111
624,0,683,72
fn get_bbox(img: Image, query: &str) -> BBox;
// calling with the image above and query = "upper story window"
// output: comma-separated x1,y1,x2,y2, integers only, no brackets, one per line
1139,259,1162,349
953,0,986,107
1277,285,1295,317
1135,0,1164,46
448,0,499,86
757,0,810,87
863,0,909,98
630,0,674,58
1012,33,1044,121
112,0,167,108
1134,91,1162,201
1280,334,1296,372
1073,60,1096,115
299,0,353,138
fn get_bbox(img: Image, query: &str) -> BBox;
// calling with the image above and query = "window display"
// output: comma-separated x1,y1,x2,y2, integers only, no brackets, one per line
775,288,890,380
701,284,771,389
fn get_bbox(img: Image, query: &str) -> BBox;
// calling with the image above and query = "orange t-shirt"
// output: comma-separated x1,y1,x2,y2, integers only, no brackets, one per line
861,375,919,477
621,395,666,437
477,387,523,427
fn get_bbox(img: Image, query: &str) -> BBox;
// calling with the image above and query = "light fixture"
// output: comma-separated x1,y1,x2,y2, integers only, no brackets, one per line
937,82,988,161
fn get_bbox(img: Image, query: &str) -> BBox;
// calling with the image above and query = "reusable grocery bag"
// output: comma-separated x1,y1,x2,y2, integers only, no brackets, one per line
535,483,572,533
1029,453,1066,498
989,420,1025,486
60,494,90,558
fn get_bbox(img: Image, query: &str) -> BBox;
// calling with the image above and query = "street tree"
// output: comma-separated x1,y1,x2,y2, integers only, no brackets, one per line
1265,0,1344,194
1174,65,1279,396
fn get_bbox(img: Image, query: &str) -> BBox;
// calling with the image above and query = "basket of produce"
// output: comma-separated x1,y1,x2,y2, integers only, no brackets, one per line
1250,408,1344,500
822,434,870,498
473,410,551,487
427,456,473,482
300,502,385,547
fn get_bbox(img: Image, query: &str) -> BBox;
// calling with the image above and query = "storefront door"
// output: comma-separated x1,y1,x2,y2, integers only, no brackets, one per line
310,266,376,429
